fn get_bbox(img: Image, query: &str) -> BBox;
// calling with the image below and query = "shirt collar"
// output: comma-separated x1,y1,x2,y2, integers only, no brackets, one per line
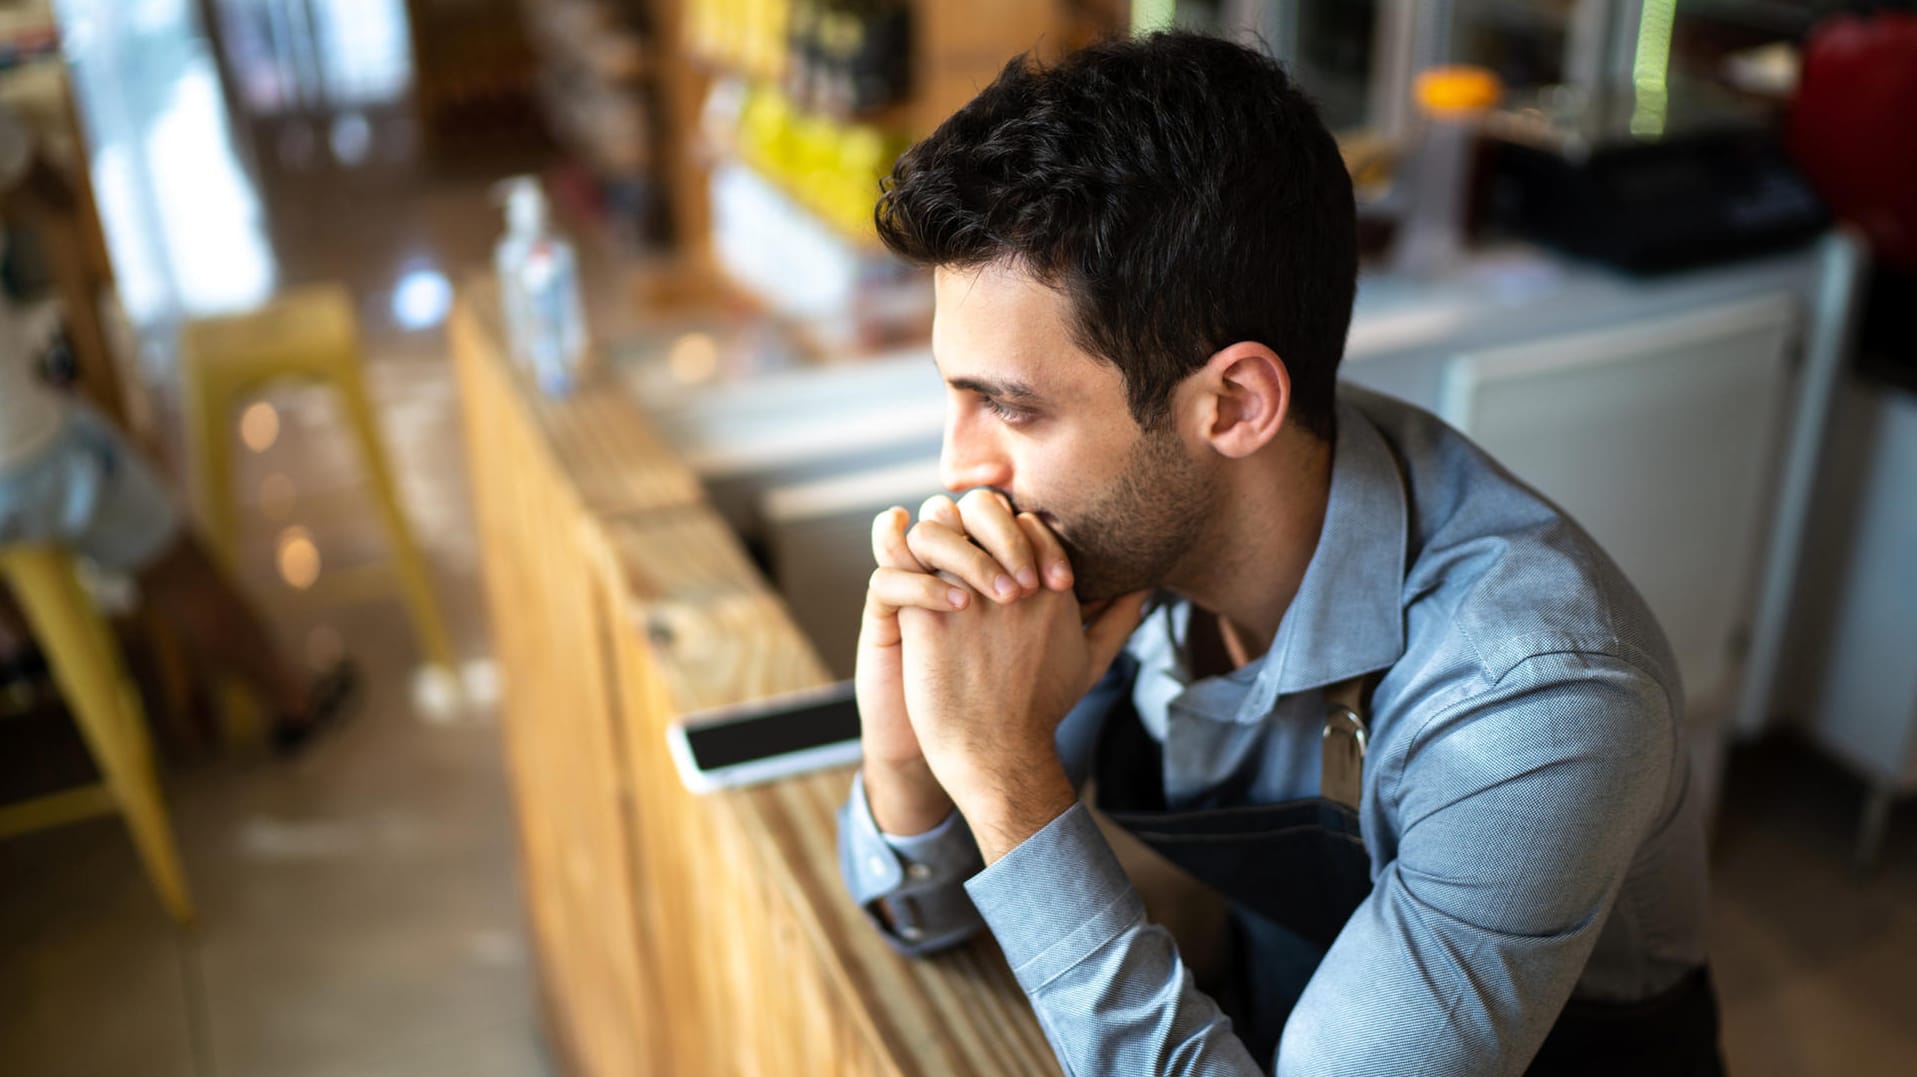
1237,393,1408,717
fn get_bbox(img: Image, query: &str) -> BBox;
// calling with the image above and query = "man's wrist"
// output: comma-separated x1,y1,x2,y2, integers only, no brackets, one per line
958,762,1077,865
862,753,955,836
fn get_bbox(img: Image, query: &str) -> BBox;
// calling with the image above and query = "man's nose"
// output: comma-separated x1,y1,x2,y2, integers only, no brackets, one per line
940,417,1011,494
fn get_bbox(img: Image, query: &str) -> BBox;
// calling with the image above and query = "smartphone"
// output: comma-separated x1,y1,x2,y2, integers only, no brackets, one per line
665,681,863,793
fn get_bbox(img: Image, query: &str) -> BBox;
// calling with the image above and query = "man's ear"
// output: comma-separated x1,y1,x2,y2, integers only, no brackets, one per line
1187,342,1290,459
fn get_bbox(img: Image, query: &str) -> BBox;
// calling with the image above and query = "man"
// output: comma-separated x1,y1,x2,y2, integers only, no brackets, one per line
836,32,1720,1076
0,102,352,754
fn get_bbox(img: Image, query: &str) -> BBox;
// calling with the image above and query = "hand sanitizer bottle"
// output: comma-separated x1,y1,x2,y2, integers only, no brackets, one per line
494,177,588,396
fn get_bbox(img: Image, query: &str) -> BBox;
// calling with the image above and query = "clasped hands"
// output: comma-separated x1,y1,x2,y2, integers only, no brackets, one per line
856,489,1148,863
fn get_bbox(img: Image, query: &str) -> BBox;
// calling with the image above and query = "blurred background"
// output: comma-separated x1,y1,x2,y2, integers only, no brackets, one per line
0,1,1912,1075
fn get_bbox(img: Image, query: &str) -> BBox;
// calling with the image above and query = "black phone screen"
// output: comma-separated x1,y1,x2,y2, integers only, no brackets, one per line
683,692,863,771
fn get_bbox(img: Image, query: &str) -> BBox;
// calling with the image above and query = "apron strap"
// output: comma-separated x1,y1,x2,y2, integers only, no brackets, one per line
1087,672,1380,988
1323,675,1369,715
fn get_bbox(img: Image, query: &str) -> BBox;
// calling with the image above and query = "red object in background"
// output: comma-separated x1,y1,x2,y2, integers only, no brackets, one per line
1788,13,1917,272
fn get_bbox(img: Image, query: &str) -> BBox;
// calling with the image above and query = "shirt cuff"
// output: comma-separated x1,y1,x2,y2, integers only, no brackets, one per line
963,802,1146,993
842,770,907,900
839,770,983,953
881,800,972,860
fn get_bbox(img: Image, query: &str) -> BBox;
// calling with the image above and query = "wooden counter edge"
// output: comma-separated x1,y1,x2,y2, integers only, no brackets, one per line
450,281,1060,1076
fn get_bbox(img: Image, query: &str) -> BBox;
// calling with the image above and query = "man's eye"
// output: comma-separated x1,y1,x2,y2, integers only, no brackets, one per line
981,397,1034,426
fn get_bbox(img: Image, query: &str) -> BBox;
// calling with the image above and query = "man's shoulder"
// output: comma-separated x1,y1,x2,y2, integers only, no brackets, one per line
1346,388,1681,702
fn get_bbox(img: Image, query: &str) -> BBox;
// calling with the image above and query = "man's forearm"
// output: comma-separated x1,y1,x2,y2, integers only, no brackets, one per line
965,765,1076,865
862,752,955,836
867,713,1077,858
867,749,1076,862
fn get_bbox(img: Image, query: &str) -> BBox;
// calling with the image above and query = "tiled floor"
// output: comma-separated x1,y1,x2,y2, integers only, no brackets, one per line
1710,740,1917,1076
0,334,548,1077
2,10,557,1073
0,230,552,1075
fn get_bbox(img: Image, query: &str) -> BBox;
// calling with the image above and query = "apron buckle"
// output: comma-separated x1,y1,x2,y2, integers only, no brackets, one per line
1320,703,1367,810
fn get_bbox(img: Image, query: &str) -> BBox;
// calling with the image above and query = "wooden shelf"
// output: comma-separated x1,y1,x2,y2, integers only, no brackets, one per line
649,0,1125,271
524,1,657,181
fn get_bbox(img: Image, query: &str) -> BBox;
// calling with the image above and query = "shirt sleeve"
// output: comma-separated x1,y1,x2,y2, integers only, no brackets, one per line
966,804,1265,1074
837,769,984,954
835,653,1138,956
1281,654,1676,1075
959,653,1675,1076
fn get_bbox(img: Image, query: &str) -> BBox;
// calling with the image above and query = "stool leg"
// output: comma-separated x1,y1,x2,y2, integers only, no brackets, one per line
182,366,241,575
218,681,267,748
182,369,271,742
6,551,196,924
140,608,202,747
1854,783,1895,876
332,376,459,679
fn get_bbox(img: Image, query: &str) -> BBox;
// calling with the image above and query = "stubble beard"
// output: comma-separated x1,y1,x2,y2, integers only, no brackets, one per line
1047,425,1217,604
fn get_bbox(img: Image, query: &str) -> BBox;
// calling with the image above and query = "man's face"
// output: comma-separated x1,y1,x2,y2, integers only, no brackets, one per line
932,264,1217,602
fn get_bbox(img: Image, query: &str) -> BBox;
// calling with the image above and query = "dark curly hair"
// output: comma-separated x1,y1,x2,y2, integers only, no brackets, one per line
876,31,1356,441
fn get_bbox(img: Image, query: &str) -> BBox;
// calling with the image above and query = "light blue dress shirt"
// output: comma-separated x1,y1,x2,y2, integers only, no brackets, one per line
837,386,1711,1075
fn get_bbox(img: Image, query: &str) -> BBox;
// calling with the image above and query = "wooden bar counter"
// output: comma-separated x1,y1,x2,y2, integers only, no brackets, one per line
450,279,1059,1076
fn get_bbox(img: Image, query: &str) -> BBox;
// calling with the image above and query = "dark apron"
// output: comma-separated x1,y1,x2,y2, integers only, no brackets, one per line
1090,676,1726,1075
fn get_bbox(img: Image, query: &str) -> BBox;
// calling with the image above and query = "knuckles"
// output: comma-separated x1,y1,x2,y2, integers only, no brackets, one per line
957,487,1003,515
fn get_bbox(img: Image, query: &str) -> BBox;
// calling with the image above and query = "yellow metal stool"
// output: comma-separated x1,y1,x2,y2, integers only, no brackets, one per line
180,285,457,700
0,547,195,924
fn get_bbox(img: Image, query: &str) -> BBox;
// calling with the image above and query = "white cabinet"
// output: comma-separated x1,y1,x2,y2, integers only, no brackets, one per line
1436,296,1799,721
1780,380,1917,864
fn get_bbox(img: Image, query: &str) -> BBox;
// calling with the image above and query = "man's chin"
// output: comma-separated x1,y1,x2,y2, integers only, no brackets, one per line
1070,568,1143,606
1054,528,1153,603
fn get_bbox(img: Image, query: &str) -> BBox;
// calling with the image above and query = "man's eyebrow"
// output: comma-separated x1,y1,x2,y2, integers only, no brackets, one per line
945,374,1044,403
